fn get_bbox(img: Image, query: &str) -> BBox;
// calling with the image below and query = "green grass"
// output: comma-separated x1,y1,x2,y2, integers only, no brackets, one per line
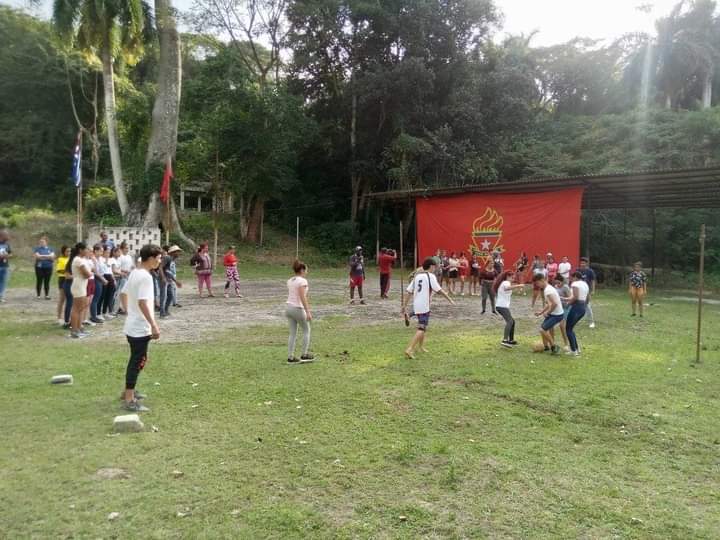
1,289,719,538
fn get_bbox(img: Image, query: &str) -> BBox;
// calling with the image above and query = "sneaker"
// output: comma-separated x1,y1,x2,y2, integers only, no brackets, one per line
122,400,149,412
223,293,229,298
544,346,550,352
90,318,104,324
300,354,316,363
563,346,570,353
589,323,596,329
287,357,301,364
174,304,182,308
508,340,518,346
104,313,116,320
115,309,126,316
79,330,91,337
69,332,88,339
573,351,581,357
159,313,168,319
492,310,498,315
404,313,410,327
481,310,486,315
63,323,71,329
119,391,147,401
551,345,560,355
500,341,513,348
96,315,105,321
359,300,366,305
236,293,243,298
45,295,51,300
349,300,356,305
84,320,96,327
57,319,65,326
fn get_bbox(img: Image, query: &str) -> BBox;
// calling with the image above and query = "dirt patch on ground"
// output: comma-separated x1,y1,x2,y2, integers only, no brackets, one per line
1,278,542,343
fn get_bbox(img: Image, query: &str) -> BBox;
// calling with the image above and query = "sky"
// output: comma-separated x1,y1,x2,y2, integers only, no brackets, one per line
4,0,684,47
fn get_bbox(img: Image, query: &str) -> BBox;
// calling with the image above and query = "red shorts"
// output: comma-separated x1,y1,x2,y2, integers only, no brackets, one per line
349,275,364,288
87,279,96,296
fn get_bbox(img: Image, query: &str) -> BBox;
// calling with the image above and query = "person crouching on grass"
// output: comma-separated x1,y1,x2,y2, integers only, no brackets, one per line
120,244,162,412
401,257,454,359
533,273,564,355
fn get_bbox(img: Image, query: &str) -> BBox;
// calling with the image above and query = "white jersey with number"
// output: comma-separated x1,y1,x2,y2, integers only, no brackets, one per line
407,272,441,315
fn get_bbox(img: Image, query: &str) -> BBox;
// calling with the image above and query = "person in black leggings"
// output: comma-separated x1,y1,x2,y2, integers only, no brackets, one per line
33,236,55,299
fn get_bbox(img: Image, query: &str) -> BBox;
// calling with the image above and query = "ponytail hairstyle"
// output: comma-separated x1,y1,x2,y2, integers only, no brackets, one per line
492,270,514,295
67,242,87,276
292,259,307,274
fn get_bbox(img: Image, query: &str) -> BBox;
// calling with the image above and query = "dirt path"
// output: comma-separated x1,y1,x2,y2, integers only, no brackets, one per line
2,278,546,343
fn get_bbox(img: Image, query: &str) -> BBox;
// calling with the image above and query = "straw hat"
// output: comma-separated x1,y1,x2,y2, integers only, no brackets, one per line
168,245,183,254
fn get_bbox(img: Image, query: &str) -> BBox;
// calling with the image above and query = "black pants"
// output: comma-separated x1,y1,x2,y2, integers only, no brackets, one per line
35,267,52,297
100,274,116,314
481,281,496,312
380,273,390,296
125,335,151,390
496,307,515,341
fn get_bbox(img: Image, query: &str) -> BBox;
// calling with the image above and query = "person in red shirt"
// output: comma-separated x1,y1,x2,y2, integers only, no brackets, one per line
458,252,470,296
378,248,397,299
223,245,242,298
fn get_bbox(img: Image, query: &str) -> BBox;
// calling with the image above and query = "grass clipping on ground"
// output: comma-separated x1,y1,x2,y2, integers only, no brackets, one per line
1,289,719,538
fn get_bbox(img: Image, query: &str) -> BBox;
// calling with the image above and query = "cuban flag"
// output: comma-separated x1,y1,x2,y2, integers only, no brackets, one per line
71,132,82,188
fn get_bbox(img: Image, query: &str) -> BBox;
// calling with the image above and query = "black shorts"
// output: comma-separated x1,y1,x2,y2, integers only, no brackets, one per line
449,269,459,279
58,276,65,290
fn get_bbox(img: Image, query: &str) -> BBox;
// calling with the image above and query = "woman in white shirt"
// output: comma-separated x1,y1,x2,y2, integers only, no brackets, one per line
68,242,93,339
566,271,590,356
447,253,459,295
286,260,314,364
493,271,526,348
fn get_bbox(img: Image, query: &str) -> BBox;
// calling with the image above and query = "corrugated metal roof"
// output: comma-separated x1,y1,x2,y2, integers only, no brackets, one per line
368,166,720,209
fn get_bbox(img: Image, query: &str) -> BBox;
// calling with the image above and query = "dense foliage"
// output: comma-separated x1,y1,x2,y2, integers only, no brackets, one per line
0,1,719,269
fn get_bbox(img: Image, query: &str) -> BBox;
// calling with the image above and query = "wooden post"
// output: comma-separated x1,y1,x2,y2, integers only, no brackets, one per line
651,208,657,279
296,216,300,259
399,220,404,310
76,184,83,242
695,224,706,364
413,216,418,268
375,209,380,260
259,205,264,247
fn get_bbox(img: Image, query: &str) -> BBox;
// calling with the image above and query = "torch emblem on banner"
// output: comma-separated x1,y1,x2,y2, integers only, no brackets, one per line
470,207,504,265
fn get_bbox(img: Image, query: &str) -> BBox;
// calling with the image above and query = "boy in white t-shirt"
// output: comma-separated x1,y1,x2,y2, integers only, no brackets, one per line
119,244,162,412
533,273,564,355
401,258,454,359
557,256,572,280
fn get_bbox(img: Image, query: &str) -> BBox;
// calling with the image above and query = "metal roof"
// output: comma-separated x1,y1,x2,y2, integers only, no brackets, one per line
368,166,720,209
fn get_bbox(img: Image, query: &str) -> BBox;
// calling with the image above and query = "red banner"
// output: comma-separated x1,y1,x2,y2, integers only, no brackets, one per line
416,188,584,268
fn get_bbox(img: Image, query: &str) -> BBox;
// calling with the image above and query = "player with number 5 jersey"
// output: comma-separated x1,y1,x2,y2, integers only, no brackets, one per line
401,257,454,359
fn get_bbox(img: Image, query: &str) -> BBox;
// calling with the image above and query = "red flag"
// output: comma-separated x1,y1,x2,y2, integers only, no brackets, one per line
160,158,173,204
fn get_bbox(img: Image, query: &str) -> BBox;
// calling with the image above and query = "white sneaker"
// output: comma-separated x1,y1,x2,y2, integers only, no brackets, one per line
589,323,596,329
83,320,96,327
563,346,570,353
96,315,105,322
57,319,65,326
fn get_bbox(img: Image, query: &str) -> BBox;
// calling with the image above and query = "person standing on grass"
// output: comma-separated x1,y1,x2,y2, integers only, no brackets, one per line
552,275,571,352
100,246,117,319
120,244,162,412
348,246,366,305
494,270,525,348
531,255,547,309
68,243,92,339
447,252,459,294
56,245,70,326
192,243,215,298
378,247,397,299
0,229,13,303
565,271,590,356
114,242,134,315
458,252,470,296
401,257,454,359
286,259,315,364
558,256,572,281
533,273,564,355
89,244,108,324
628,261,648,317
546,253,558,282
479,260,498,314
470,254,481,296
492,249,504,274
33,236,55,300
223,245,243,298
577,257,597,328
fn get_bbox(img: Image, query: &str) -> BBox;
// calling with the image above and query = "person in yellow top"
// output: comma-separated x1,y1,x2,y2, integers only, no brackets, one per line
55,245,70,326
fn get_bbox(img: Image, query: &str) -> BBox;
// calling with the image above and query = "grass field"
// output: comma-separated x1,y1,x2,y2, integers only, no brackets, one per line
2,267,719,539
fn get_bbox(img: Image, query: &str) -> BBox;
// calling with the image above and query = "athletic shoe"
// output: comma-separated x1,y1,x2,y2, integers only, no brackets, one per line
223,293,229,298
563,346,570,353
300,354,316,363
404,313,410,327
544,346,550,352
96,315,105,321
480,310,486,315
63,323,70,329
57,319,65,326
508,340,518,346
122,400,149,412
360,300,366,305
287,357,301,364
115,309,126,316
159,313,168,319
90,318,104,324
492,310,498,315
589,323,596,329
79,330,91,337
500,341,513,348
119,391,147,400
573,351,581,357
104,313,116,320
551,345,560,355
236,294,243,298
84,320,96,327
45,296,51,300
174,304,182,308
70,332,88,339
349,300,356,305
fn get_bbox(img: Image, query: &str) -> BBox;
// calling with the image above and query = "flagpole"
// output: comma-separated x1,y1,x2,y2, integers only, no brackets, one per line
166,157,171,245
76,131,83,242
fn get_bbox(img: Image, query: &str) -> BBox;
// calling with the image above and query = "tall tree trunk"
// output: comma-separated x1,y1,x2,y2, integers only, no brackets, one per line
246,198,265,243
138,0,194,248
350,89,359,225
101,45,129,217
702,70,713,109
664,93,672,109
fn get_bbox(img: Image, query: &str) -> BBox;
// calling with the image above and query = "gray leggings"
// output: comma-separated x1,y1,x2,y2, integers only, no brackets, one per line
286,306,311,357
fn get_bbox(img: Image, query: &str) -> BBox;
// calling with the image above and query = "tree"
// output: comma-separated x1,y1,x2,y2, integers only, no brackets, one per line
53,0,149,218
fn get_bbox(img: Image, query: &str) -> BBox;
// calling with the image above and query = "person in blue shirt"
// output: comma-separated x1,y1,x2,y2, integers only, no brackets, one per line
33,236,56,299
0,229,12,302
577,257,596,328
100,231,115,252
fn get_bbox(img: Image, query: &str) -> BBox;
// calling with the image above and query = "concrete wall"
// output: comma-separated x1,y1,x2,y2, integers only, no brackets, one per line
86,227,161,256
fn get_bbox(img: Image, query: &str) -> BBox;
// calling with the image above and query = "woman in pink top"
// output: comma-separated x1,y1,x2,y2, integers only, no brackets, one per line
191,243,214,297
286,260,315,364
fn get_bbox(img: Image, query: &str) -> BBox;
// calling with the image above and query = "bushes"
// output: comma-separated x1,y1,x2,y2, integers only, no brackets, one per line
84,187,122,225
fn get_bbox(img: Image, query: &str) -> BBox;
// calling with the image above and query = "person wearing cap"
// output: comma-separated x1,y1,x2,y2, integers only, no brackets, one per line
348,246,366,305
377,247,397,299
159,245,183,318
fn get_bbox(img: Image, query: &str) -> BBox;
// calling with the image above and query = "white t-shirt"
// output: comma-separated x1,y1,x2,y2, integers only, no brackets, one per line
123,269,155,337
407,271,441,314
571,280,590,302
286,276,309,308
118,254,135,274
495,280,513,308
70,257,91,297
96,256,109,276
558,262,572,279
108,257,119,275
543,284,565,316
